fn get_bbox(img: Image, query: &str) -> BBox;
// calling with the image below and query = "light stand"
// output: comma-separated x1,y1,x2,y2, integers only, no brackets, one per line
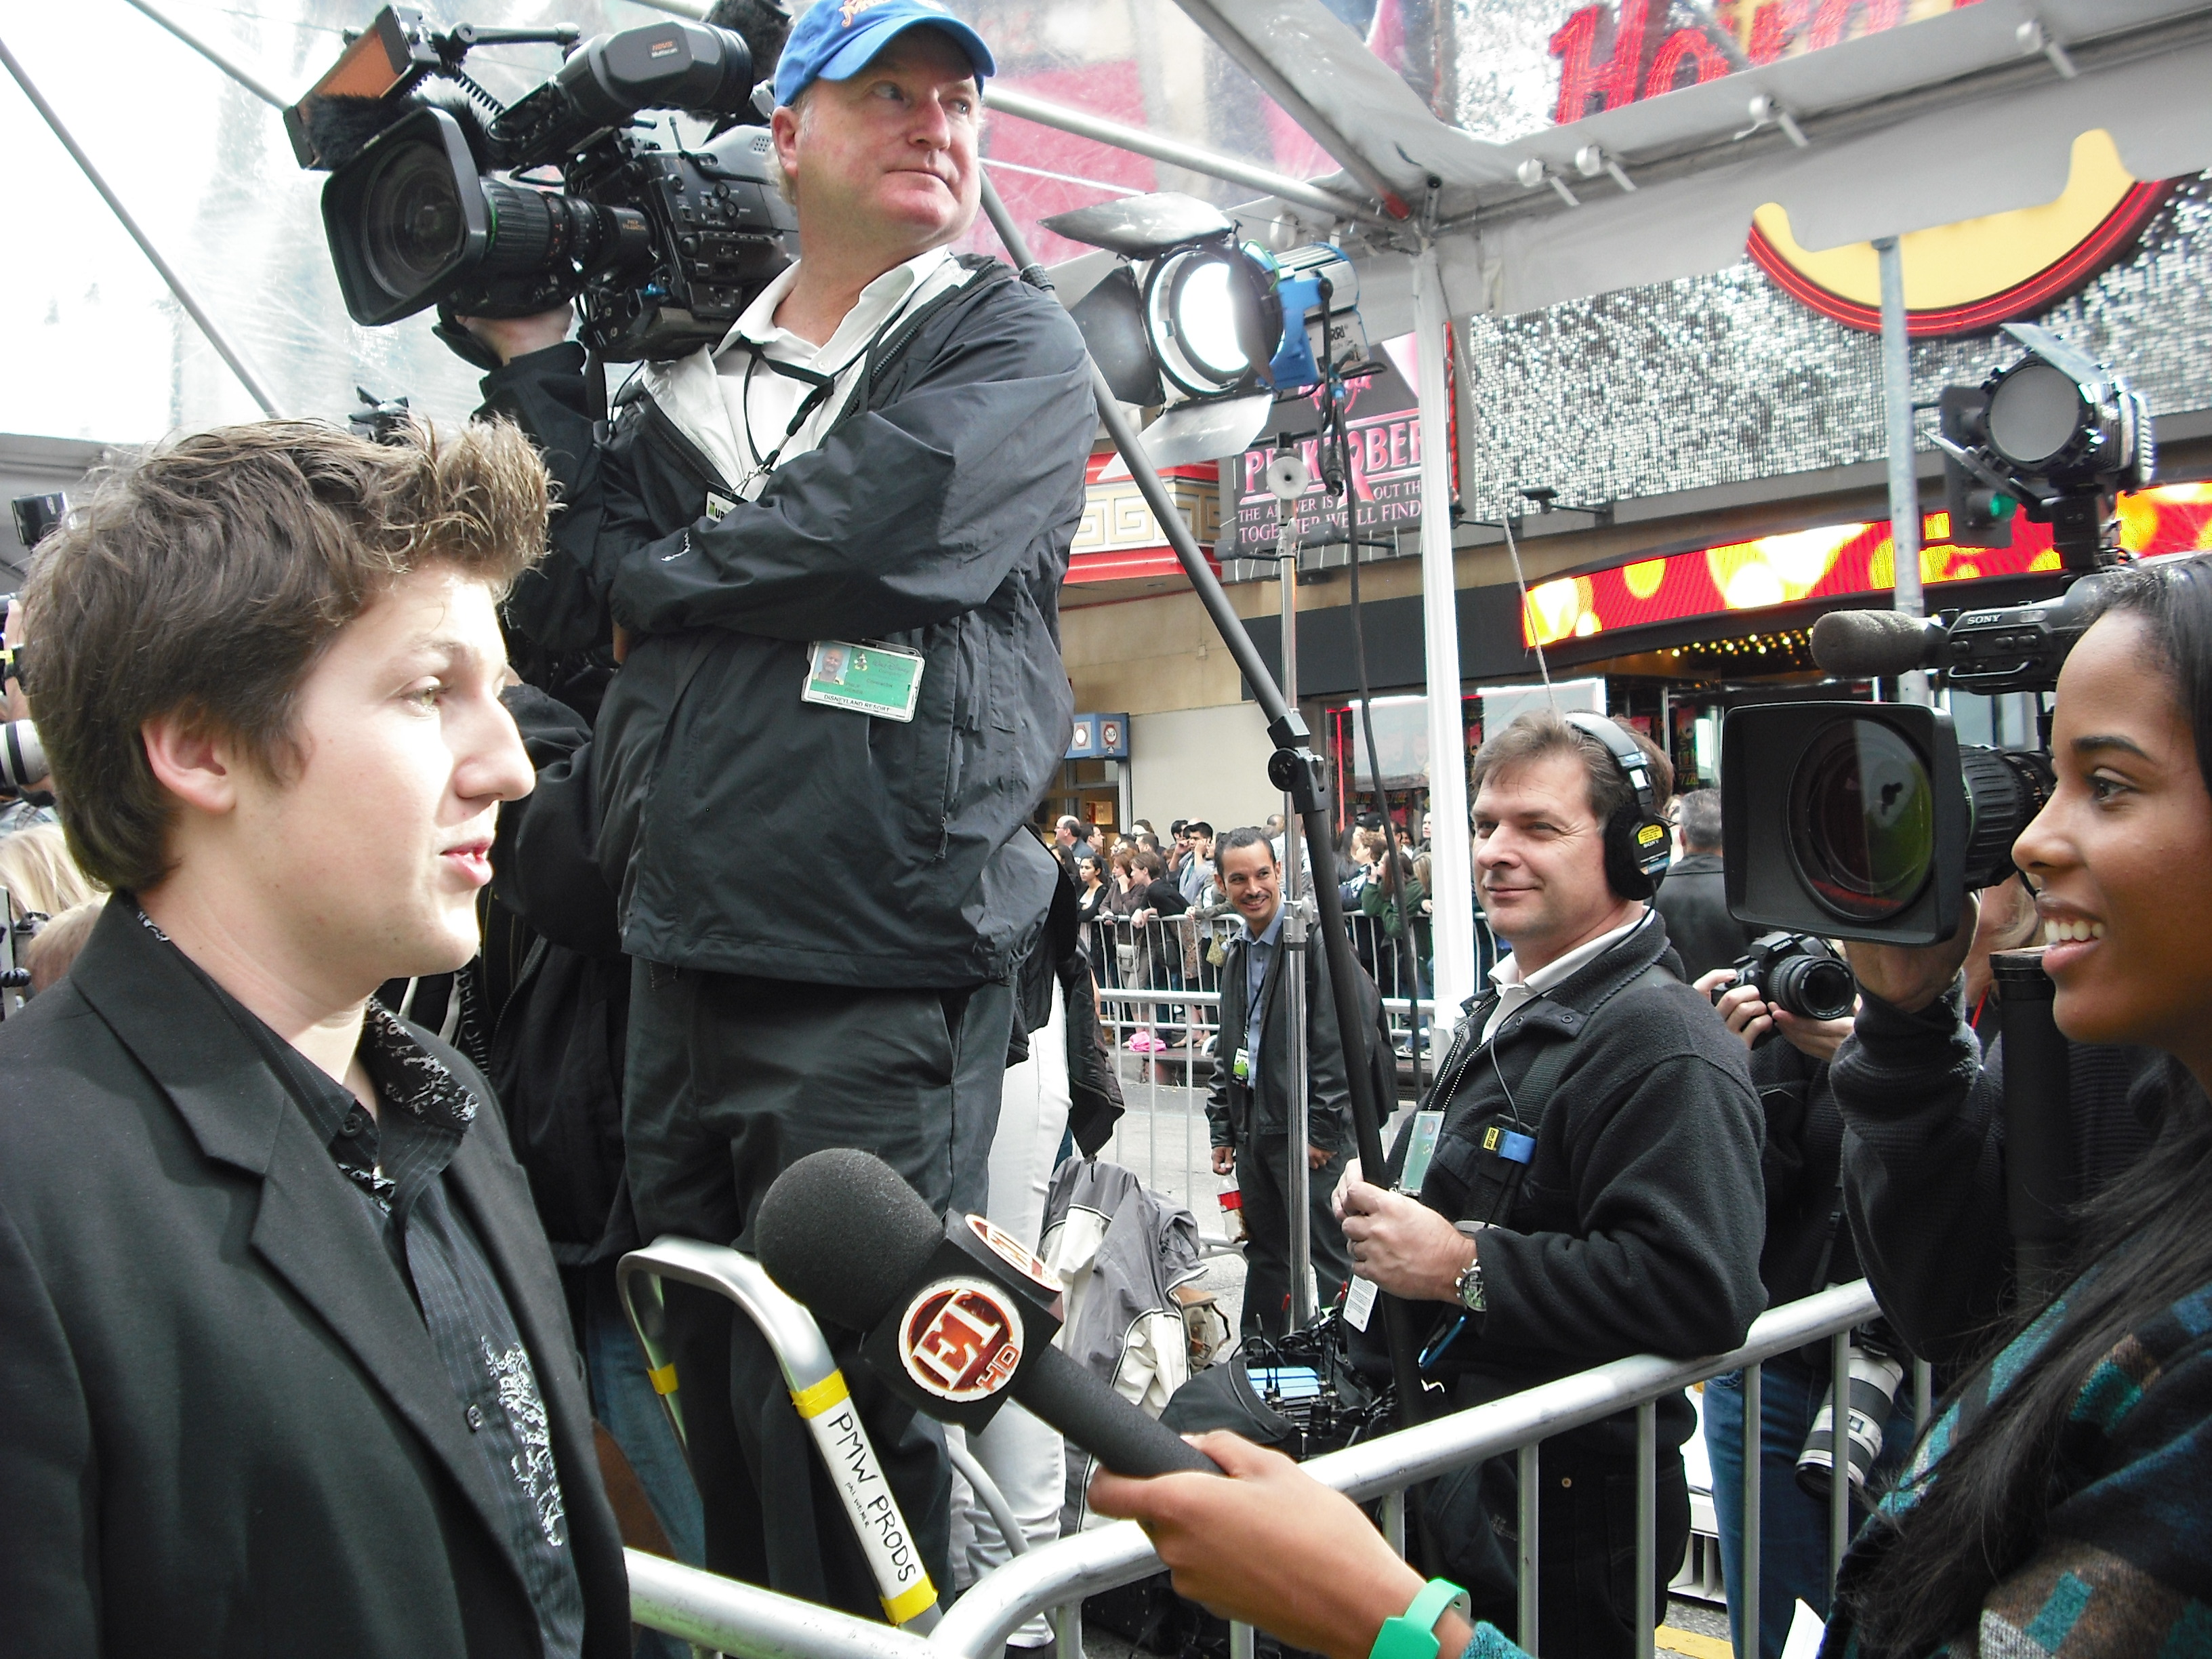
977,180,1432,1439
1266,445,1318,1330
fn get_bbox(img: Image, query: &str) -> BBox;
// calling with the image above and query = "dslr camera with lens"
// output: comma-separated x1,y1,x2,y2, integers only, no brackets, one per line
1724,327,2152,945
287,5,795,361
1712,931,1856,1025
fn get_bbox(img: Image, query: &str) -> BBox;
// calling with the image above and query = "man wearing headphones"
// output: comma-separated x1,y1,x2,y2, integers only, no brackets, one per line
1334,710,1764,1659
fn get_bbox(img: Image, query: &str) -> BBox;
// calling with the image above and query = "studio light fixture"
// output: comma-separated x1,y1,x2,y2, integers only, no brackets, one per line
1042,192,1370,468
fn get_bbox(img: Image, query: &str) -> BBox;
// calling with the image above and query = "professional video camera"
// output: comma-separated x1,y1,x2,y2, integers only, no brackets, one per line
1711,931,1855,1024
287,5,794,360
1724,327,2152,945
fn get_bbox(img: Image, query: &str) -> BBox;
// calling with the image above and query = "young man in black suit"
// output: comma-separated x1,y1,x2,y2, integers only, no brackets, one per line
0,419,630,1658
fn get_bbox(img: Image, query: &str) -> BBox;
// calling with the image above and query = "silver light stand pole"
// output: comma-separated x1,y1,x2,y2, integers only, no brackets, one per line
1876,234,1930,704
1267,445,1317,1328
976,178,1433,1460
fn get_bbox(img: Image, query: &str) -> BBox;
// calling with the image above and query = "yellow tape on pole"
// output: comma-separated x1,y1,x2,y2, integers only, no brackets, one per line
789,1370,852,1420
882,1577,939,1626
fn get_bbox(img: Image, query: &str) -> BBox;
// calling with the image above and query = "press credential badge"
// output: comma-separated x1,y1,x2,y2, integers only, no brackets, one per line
802,640,923,722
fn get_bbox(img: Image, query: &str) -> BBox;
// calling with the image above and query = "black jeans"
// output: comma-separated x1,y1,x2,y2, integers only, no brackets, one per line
1427,1432,1692,1659
1235,1134,1352,1335
623,964,1015,1618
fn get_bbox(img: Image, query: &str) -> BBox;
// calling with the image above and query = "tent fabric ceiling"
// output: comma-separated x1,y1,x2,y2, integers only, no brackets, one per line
1199,0,2212,333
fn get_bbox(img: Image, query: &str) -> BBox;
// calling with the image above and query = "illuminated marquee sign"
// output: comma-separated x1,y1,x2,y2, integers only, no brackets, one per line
1523,483,2212,647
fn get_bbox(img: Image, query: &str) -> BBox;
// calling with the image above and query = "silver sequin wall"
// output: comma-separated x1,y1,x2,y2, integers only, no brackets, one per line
1456,179,2212,524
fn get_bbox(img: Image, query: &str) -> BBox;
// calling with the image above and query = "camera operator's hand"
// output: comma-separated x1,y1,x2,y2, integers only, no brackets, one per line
1330,1157,1362,1218
1843,888,1979,1015
455,307,575,367
1090,1432,1469,1659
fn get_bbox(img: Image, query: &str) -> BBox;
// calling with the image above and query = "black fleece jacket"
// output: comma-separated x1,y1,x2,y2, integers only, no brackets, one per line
1831,981,2163,1370
1380,910,1767,1456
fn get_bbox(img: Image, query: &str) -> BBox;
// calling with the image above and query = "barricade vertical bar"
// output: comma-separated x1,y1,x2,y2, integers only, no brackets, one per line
1914,1358,1933,1433
1232,1619,1257,1659
1056,1599,1082,1659
1517,1440,1540,1656
1382,1490,1407,1557
1635,1401,1656,1659
1828,1332,1851,1586
1740,1366,1761,1659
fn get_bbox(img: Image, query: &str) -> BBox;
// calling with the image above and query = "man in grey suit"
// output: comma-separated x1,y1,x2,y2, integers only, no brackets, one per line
0,419,628,1658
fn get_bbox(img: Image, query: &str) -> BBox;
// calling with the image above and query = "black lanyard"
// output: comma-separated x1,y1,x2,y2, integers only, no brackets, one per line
735,276,934,481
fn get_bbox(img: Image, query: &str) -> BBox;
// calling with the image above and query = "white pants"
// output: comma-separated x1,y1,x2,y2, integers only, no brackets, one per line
948,980,1071,1646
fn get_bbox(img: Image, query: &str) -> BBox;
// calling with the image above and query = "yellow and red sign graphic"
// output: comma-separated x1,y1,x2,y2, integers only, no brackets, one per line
1523,483,2212,648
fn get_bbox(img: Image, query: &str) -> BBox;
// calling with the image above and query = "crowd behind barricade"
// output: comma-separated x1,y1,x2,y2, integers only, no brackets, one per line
1053,810,1494,1060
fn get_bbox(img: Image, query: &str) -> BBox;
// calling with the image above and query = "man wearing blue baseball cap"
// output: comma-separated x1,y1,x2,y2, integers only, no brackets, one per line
459,0,1097,1626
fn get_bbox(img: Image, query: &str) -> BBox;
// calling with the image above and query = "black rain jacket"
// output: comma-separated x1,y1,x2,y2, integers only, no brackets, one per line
478,256,1097,988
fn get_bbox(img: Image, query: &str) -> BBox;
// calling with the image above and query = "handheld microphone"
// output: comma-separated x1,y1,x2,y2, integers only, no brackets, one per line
1809,609,1944,679
754,1149,1218,1479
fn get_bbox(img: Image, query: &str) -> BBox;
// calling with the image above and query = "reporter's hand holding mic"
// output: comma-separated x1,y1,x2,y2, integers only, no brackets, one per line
1092,1434,1493,1659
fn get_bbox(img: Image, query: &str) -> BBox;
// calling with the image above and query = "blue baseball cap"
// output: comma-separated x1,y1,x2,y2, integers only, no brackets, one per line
774,0,996,108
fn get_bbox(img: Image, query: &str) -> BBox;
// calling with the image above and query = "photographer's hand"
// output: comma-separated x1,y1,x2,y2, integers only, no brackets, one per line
456,307,575,367
1771,1008,1854,1064
1843,890,1978,1014
1699,973,1774,1050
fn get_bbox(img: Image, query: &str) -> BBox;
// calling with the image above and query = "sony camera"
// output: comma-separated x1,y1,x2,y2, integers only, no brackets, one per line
1712,931,1856,1023
1723,328,2150,945
287,6,794,361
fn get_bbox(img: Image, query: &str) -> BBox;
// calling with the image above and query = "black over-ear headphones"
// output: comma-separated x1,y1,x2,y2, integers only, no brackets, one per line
1563,712,1673,901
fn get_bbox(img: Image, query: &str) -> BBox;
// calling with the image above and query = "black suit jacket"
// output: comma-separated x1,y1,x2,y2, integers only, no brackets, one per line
1204,917,1385,1151
1651,851,1757,982
0,903,630,1658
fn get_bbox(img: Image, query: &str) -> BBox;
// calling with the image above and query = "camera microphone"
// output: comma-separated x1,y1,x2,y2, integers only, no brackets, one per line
0,722,45,790
1809,609,1945,679
754,1149,1220,1481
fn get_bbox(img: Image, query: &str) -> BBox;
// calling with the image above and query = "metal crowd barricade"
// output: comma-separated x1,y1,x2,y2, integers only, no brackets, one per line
628,1280,1900,1659
1074,907,1499,1233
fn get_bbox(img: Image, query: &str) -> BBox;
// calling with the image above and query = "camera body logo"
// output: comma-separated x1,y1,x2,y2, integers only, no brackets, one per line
899,1278,1023,1402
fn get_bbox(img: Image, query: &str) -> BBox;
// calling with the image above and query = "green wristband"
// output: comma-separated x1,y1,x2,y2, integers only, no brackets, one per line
1370,1578,1469,1659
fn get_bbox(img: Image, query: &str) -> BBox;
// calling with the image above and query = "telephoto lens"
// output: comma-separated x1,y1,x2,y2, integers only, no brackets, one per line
1798,1338,1906,1507
0,721,45,790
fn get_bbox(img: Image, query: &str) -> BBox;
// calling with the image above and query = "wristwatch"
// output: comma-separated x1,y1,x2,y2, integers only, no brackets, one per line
1370,1578,1471,1659
1451,1223,1486,1313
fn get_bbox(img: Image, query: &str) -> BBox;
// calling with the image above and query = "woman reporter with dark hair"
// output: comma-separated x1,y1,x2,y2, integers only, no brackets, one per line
1092,556,2212,1659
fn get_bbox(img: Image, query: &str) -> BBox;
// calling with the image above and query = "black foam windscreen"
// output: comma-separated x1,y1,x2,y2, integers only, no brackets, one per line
753,1148,945,1330
1809,609,1942,678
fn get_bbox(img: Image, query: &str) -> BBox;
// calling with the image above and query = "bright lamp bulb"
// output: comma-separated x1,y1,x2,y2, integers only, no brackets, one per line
1174,260,1249,379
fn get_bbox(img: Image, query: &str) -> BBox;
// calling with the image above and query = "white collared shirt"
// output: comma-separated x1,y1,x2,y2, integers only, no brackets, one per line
1481,909,1651,1044
713,245,970,500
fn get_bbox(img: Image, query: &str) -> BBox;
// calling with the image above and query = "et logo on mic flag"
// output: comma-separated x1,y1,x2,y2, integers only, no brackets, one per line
861,1211,1066,1429
899,1278,1024,1403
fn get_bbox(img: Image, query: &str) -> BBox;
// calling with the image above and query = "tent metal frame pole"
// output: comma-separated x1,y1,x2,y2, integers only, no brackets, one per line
121,0,286,107
0,30,282,419
1411,243,1475,1018
1876,234,1930,704
985,87,1387,229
